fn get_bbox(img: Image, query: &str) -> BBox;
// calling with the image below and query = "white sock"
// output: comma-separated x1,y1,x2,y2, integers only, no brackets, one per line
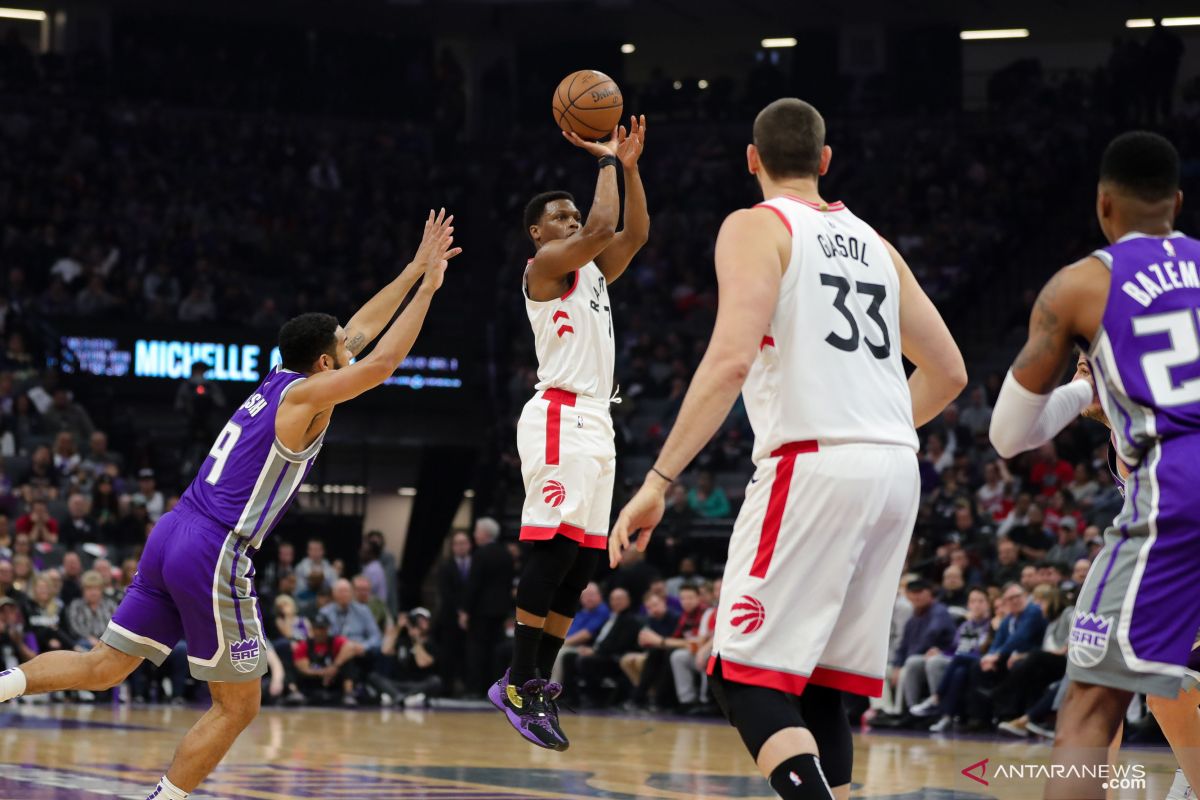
0,667,27,702
147,776,188,800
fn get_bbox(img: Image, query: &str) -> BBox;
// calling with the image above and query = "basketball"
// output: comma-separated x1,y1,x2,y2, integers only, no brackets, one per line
552,69,623,140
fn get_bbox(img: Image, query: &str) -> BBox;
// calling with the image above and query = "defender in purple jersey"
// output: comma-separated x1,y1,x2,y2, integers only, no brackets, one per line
989,133,1199,798
0,209,460,800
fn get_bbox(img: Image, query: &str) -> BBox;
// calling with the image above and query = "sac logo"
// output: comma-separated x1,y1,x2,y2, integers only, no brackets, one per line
730,595,766,634
542,480,566,508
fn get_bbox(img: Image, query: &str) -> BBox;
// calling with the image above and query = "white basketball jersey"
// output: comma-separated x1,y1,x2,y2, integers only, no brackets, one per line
743,196,917,462
524,260,615,400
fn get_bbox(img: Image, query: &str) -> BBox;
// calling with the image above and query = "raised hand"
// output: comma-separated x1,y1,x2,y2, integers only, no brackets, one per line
562,126,620,159
615,115,646,169
411,208,462,292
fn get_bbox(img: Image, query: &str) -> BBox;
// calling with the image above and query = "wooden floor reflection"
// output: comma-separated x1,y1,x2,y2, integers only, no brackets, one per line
0,702,1181,799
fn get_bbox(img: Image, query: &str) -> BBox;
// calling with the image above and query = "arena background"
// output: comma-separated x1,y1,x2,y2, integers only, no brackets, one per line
1,1,1199,797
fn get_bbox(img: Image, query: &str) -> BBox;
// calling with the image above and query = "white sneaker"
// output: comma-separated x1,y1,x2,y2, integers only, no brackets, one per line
1166,768,1194,800
909,696,940,717
1026,720,1056,739
997,720,1029,738
929,715,953,733
402,692,427,709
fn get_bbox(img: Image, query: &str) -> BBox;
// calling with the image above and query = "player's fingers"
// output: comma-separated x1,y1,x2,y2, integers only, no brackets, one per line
635,524,656,552
444,247,464,260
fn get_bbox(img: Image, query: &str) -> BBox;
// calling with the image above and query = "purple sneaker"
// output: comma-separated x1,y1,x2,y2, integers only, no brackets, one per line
487,670,562,750
543,681,570,751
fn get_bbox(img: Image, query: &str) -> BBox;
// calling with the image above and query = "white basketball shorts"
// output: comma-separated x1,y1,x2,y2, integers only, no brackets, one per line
708,441,919,697
517,388,615,551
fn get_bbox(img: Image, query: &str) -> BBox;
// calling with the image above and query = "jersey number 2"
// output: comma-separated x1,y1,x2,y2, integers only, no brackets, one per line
205,421,243,485
820,274,891,359
1133,308,1200,407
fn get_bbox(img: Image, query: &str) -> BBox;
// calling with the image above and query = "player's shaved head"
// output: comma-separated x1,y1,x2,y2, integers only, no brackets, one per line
524,190,576,244
753,98,825,180
1099,131,1180,203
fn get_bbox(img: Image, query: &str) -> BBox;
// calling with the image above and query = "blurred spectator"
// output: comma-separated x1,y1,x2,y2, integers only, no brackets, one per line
608,548,661,608
563,587,640,707
352,574,391,632
320,579,382,654
59,552,83,606
938,565,969,610
1046,517,1087,565
82,431,123,477
551,582,608,684
687,471,730,518
359,532,390,606
371,607,442,706
963,583,1047,729
26,574,71,653
996,585,1072,734
959,387,993,436
434,530,471,692
0,596,36,668
665,556,700,598
59,493,97,550
910,587,993,731
65,570,117,652
461,517,513,696
260,540,296,595
132,469,165,522
292,616,363,706
888,579,956,716
42,389,94,445
297,538,338,590
989,537,1025,586
1029,443,1074,497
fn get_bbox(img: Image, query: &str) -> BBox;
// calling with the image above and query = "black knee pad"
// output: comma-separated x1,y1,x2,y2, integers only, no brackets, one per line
709,659,805,760
799,685,852,788
549,547,601,618
515,536,580,617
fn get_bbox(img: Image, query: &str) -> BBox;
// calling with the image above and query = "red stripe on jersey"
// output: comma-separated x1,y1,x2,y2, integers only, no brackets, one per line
749,440,818,579
760,336,775,350
552,310,570,322
707,655,809,696
556,324,575,338
542,388,577,466
561,270,580,300
519,522,603,549
582,532,607,550
753,203,792,235
810,666,883,698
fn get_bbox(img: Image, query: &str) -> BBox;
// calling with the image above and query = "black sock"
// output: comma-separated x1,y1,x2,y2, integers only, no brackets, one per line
768,754,834,799
510,622,543,687
537,633,566,681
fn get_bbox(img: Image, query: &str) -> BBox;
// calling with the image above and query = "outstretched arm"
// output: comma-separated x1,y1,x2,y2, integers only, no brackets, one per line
885,239,967,427
342,209,462,356
989,257,1108,457
596,116,649,284
608,207,787,566
527,130,622,298
283,213,459,411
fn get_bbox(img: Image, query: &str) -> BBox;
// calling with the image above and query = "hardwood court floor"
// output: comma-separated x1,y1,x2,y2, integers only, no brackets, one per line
0,702,1182,799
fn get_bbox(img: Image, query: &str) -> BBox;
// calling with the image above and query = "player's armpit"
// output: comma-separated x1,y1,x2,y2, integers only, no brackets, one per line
886,239,967,426
283,357,395,411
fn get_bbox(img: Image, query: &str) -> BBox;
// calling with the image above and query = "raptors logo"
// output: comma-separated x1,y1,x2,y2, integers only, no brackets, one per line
542,480,566,507
730,595,766,634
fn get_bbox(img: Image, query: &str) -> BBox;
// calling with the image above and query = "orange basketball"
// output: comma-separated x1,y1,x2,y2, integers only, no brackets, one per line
552,70,623,140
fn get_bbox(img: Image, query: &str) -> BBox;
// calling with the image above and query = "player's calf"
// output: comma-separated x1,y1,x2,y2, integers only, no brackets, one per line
1,642,141,700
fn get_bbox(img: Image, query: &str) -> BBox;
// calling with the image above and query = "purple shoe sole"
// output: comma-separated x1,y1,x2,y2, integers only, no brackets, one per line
487,678,559,750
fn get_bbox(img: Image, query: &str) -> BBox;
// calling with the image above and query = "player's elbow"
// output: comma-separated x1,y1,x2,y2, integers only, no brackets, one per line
581,218,618,244
988,417,1023,459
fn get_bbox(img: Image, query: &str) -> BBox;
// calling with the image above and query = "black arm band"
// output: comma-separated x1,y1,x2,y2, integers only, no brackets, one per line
598,155,619,170
651,466,675,484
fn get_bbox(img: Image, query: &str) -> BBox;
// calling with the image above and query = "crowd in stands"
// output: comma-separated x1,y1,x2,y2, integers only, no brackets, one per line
0,19,1196,748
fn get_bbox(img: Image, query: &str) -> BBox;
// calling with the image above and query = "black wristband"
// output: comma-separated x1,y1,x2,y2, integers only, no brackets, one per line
650,466,675,484
598,155,619,170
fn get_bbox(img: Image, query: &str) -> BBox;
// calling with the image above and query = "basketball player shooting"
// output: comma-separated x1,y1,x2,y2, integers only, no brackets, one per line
488,116,648,750
610,99,965,800
0,210,460,800
987,132,1200,800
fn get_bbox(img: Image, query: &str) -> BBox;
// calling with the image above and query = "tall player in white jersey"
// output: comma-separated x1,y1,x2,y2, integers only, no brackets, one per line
611,99,965,800
488,117,648,750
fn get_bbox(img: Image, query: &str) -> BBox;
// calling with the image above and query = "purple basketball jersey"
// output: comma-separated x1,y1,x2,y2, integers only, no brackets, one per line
1090,232,1200,535
179,366,323,546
